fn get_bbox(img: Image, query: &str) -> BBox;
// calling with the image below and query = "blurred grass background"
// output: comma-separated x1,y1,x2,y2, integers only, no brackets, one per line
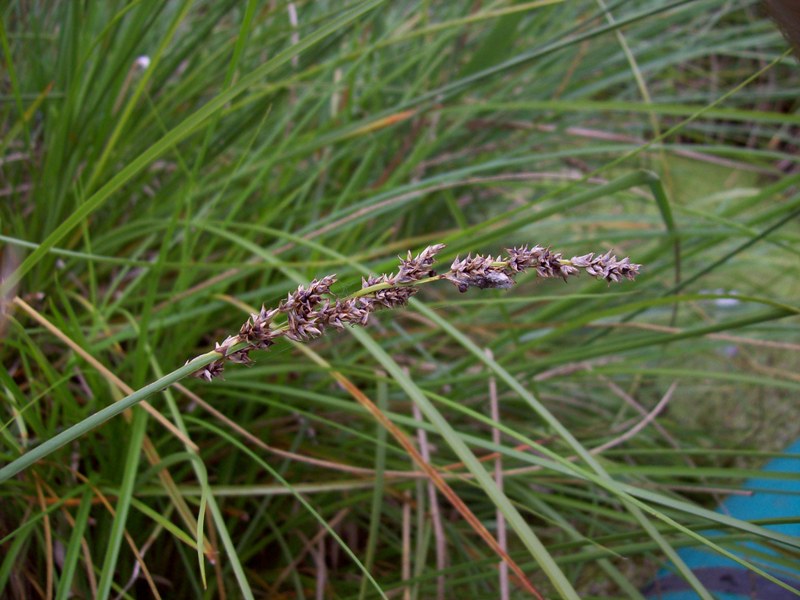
1,0,799,598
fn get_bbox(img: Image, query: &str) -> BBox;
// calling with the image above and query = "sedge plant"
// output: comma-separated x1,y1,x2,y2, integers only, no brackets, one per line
2,1,800,599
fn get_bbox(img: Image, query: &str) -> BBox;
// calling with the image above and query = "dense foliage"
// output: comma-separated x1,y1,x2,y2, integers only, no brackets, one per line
1,1,798,598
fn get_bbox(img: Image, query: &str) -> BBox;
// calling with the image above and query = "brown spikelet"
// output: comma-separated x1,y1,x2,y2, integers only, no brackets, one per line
190,243,640,380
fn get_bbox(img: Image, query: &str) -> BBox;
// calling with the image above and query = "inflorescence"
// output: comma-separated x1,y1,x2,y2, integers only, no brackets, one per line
190,243,640,381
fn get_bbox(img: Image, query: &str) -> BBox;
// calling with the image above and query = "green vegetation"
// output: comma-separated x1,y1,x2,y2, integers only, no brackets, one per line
1,1,799,598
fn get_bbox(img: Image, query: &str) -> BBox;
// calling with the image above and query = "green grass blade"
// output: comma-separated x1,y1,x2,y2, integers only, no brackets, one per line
349,327,581,600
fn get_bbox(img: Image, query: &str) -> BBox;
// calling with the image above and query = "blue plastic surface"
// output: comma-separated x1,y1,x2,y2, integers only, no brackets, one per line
643,439,800,599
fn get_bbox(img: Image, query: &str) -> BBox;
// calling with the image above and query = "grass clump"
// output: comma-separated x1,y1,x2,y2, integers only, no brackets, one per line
1,1,799,599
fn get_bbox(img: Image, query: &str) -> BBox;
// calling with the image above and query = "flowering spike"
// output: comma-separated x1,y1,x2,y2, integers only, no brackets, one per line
190,242,640,380
397,244,446,283
445,253,513,292
191,359,225,381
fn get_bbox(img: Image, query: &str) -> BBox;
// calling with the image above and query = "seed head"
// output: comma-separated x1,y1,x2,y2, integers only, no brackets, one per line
318,297,372,329
281,276,338,341
189,241,641,381
226,349,254,366
505,245,547,272
397,244,446,283
214,335,240,357
362,275,418,308
240,306,280,349
446,254,514,293
568,252,641,282
191,359,225,382
282,276,336,314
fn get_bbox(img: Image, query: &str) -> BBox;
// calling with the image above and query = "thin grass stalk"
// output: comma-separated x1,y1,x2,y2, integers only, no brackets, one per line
32,475,53,600
402,490,412,600
487,349,509,600
58,469,161,598
412,403,446,600
96,407,150,600
315,538,327,600
0,353,211,483
293,342,545,597
357,377,389,600
54,489,95,600
203,505,225,600
268,508,349,594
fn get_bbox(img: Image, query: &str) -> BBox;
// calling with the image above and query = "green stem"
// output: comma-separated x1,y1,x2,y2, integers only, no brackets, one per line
0,352,216,483
0,276,444,482
1,247,627,483
351,273,445,298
